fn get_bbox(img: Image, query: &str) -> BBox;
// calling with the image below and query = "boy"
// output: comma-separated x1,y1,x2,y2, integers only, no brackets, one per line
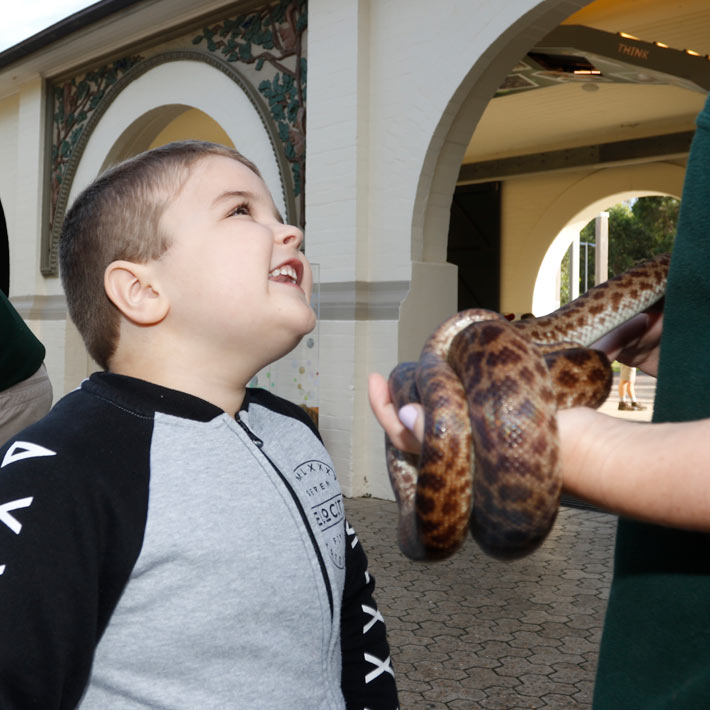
0,140,398,709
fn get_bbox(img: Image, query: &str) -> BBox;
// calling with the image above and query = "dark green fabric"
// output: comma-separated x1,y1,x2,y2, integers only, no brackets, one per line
0,290,45,391
593,95,710,708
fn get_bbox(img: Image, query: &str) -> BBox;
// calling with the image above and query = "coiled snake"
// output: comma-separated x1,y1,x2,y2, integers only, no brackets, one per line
386,253,669,561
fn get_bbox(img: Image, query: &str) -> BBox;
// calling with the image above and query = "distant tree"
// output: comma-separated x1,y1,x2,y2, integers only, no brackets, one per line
561,196,678,304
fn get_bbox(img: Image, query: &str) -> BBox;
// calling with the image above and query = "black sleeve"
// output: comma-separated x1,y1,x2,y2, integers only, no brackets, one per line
340,519,399,710
0,395,150,709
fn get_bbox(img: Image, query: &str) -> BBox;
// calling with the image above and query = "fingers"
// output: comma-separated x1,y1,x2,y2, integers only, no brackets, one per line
368,372,423,453
590,313,651,360
590,311,663,377
397,403,425,445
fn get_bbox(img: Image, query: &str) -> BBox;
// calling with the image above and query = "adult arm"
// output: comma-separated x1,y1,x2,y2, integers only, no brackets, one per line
589,309,663,377
558,407,710,530
371,370,710,530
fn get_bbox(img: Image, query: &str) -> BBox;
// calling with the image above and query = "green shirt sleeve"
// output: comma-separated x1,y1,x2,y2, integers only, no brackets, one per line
0,290,46,390
593,95,710,710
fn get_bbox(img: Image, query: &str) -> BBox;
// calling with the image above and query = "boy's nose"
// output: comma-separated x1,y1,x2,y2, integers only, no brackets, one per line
275,222,304,249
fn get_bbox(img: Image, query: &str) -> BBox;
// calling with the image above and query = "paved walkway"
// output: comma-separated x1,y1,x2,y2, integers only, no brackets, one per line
343,370,656,709
345,498,616,709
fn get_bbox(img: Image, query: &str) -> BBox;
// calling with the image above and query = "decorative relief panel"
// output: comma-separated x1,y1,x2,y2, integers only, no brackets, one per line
44,0,307,276
49,57,143,244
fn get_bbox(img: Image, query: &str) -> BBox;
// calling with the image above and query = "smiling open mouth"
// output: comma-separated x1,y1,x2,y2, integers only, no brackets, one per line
268,262,300,285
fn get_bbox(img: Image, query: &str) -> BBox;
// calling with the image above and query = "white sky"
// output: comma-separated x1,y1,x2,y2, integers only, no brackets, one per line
1,1,98,53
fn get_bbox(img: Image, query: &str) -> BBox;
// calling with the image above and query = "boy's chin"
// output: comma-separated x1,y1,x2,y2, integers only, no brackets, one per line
274,316,317,356
291,307,317,336
302,310,317,334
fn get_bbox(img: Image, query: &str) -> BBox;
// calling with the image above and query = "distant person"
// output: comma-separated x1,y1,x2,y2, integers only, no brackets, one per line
617,363,645,411
0,289,52,443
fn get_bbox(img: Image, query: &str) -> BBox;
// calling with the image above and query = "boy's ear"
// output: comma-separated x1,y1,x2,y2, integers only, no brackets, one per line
104,260,169,325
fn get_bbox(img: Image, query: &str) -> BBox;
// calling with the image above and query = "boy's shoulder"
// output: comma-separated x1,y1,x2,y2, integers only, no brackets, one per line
0,375,154,486
245,387,321,440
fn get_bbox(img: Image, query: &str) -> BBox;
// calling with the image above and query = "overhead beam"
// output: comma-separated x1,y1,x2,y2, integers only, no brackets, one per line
458,130,693,184
538,25,710,93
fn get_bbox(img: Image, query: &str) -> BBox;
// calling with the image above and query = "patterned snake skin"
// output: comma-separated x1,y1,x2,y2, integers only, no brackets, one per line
387,253,670,561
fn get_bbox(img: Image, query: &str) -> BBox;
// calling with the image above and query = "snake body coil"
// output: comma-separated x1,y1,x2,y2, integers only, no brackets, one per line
387,253,670,561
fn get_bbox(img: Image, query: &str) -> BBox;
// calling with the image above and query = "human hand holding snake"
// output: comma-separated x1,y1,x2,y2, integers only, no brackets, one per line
369,254,669,562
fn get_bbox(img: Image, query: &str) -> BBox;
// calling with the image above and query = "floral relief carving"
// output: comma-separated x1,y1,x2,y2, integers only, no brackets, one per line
49,57,143,237
45,0,307,275
192,0,307,218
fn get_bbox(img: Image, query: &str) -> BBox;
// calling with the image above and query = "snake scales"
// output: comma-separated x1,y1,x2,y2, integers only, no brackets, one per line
386,253,670,561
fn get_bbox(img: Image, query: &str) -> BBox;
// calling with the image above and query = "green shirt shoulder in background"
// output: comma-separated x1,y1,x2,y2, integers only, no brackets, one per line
0,290,46,391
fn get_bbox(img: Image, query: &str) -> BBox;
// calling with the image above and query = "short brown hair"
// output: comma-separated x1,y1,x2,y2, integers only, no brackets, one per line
59,140,261,370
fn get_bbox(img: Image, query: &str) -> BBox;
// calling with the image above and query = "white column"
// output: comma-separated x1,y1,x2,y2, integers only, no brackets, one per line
307,0,377,496
594,211,609,285
571,231,580,300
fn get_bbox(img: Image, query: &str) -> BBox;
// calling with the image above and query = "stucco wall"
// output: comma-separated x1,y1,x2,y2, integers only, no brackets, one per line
499,161,686,316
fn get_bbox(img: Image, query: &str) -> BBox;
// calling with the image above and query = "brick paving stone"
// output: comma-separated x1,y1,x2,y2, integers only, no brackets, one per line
541,693,584,708
495,656,553,678
480,686,545,709
421,677,489,704
479,640,531,659
344,498,616,709
548,662,588,685
573,680,595,704
527,647,585,668
460,667,519,690
410,661,470,683
516,673,577,698
510,631,561,650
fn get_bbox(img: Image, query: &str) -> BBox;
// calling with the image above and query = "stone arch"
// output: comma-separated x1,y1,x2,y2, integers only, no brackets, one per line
525,162,685,314
399,0,592,360
44,50,294,275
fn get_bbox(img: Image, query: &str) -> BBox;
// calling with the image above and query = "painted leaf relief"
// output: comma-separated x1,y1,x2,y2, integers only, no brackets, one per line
192,0,307,203
50,56,142,235
48,0,307,259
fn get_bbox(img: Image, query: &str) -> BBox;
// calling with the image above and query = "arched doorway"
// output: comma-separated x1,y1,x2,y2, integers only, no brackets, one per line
402,0,707,359
529,162,684,314
397,0,594,360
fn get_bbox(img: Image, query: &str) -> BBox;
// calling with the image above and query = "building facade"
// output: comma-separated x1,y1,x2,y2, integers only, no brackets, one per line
1,0,707,496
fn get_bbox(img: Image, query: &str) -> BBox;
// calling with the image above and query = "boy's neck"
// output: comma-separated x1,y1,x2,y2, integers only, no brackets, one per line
109,355,248,416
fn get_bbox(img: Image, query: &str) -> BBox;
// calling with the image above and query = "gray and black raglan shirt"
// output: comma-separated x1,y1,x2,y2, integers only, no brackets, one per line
0,372,398,709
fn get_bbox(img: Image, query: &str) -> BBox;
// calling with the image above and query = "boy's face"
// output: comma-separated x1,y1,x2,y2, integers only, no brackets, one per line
155,155,316,371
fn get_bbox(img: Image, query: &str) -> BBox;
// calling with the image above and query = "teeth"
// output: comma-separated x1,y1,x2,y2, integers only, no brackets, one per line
269,264,298,282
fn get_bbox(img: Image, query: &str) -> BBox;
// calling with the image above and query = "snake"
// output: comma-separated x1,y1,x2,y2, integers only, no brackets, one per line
386,253,670,561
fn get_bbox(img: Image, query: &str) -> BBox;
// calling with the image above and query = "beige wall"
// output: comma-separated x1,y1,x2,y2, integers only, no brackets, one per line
149,108,235,150
499,161,686,316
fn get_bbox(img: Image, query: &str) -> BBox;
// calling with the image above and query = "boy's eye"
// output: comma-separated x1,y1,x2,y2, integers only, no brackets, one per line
230,203,250,217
